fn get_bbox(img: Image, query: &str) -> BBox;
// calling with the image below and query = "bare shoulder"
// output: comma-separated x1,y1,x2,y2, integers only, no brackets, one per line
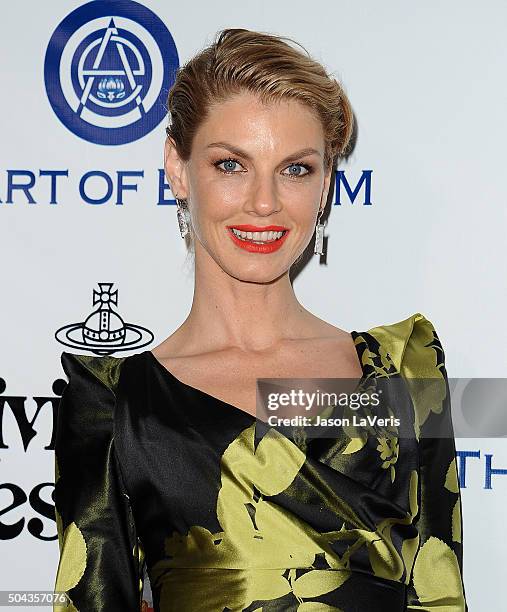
281,318,360,375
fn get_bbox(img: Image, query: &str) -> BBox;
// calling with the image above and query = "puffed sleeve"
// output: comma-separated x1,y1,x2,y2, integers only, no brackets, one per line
53,352,145,611
400,314,467,611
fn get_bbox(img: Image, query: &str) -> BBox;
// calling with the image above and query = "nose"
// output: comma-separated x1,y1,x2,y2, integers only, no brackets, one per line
245,171,282,217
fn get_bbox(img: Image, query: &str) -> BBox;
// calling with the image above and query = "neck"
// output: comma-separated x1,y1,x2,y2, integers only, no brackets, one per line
172,245,317,355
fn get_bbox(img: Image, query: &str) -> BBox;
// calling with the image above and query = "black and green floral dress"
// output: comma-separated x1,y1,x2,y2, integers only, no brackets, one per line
53,312,467,611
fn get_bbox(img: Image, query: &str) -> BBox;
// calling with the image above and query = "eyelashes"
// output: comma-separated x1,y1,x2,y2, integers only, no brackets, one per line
213,157,314,179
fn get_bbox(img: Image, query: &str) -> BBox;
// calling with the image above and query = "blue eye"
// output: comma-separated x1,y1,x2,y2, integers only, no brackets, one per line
215,158,243,173
284,163,311,178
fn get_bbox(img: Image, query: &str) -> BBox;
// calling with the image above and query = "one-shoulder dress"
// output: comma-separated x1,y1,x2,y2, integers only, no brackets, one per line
52,312,468,611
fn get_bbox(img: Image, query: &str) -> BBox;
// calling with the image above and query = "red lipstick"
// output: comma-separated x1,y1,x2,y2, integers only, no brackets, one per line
226,225,290,254
228,224,289,232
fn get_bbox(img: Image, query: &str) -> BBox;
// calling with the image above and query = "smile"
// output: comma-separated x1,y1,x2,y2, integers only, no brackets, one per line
226,225,290,254
231,228,287,243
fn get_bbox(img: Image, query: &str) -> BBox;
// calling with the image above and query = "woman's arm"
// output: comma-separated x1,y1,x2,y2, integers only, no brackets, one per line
53,352,145,611
402,317,467,611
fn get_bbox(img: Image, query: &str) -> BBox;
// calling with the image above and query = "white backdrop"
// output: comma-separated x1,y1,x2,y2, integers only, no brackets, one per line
1,1,506,610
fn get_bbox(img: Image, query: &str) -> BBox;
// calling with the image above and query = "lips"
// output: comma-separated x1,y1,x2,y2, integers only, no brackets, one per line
226,225,290,254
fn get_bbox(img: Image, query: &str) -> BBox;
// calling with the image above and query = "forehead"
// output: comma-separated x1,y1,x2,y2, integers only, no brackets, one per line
193,90,325,154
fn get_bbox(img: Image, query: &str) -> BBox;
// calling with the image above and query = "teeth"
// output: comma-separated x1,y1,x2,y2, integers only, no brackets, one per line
231,228,285,242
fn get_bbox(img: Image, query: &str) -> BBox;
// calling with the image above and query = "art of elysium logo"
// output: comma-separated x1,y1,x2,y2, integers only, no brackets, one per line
44,0,179,145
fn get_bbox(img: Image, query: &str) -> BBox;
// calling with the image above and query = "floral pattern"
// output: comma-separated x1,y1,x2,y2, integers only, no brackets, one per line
53,312,467,611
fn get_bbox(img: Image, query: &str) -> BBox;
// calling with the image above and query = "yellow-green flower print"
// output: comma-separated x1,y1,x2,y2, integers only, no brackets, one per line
376,436,399,483
411,536,466,608
53,522,86,611
153,423,355,609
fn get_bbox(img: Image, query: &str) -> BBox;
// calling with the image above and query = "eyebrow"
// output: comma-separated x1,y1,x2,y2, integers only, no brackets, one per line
205,142,322,164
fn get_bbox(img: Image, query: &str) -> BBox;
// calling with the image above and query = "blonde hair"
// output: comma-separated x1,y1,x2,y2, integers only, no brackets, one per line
166,28,355,253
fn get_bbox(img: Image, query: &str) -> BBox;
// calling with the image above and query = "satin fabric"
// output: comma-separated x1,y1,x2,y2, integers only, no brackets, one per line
53,312,468,611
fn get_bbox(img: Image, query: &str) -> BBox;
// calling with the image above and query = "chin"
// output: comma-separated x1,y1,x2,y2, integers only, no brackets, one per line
225,261,290,284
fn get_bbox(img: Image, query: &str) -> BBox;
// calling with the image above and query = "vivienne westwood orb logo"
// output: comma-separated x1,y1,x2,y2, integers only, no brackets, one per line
44,0,179,145
55,283,154,355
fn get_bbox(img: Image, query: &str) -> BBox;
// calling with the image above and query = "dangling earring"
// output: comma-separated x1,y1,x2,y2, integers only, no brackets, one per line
175,196,190,238
314,208,326,255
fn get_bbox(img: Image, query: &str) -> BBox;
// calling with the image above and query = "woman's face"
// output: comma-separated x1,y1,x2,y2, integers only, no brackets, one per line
165,90,332,282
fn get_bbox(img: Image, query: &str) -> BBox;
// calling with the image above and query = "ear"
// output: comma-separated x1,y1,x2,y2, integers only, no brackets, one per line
319,166,333,212
164,137,189,199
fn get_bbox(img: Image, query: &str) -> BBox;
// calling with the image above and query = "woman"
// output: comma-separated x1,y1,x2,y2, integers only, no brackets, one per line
53,29,467,611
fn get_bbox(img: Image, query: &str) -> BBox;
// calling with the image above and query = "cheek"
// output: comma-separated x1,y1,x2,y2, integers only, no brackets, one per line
282,184,322,225
189,183,241,229
196,179,250,220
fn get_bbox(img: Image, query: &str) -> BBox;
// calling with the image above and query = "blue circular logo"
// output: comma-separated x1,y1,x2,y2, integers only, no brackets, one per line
44,0,179,145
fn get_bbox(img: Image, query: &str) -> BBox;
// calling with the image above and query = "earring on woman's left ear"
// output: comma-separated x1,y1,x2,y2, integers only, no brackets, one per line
314,208,326,255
